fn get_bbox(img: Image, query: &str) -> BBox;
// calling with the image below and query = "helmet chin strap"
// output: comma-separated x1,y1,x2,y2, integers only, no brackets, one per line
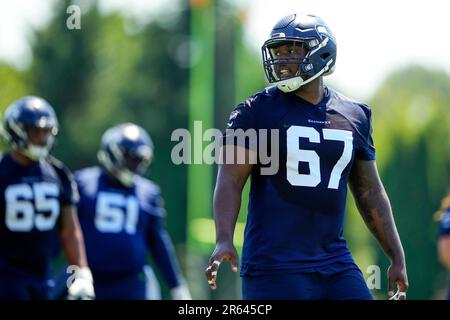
15,144,49,161
276,59,334,93
115,169,135,187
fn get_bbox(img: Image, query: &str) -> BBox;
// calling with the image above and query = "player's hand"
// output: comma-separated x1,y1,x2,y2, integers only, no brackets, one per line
205,241,238,290
67,267,95,300
387,261,408,300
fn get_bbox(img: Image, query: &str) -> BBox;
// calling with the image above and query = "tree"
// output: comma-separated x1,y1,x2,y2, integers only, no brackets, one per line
0,64,29,152
369,65,450,299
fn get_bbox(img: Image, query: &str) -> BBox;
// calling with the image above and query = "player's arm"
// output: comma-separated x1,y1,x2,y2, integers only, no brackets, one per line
147,215,191,300
53,162,94,300
205,145,255,290
349,159,408,299
51,159,89,269
58,205,95,299
58,205,88,268
438,235,450,271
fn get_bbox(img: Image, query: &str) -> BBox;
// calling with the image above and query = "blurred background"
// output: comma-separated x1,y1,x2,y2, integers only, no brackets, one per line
0,0,449,299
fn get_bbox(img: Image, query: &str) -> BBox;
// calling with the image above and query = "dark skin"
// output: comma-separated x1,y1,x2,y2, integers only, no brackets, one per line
11,127,88,268
270,42,324,104
205,74,409,299
438,236,450,270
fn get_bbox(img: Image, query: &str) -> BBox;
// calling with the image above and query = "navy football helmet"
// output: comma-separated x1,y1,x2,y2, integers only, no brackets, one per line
98,123,153,187
262,13,337,92
0,96,59,160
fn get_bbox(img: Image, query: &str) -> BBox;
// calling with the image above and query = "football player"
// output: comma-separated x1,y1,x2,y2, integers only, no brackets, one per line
75,123,191,300
437,192,450,299
0,96,94,300
205,13,408,300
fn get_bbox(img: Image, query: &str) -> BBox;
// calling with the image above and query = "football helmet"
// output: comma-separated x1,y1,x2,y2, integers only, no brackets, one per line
1,96,59,161
262,13,337,92
98,123,153,187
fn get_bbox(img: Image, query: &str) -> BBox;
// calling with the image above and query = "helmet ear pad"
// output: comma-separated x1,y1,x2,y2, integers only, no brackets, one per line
301,42,336,77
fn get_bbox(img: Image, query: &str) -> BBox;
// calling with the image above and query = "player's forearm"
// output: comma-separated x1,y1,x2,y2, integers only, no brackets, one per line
213,171,244,244
438,238,450,271
353,183,405,264
59,207,88,268
438,253,450,271
60,227,88,267
349,160,405,264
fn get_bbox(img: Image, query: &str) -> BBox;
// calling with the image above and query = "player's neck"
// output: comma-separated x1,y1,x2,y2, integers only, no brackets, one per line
10,150,35,166
292,77,324,105
104,171,132,189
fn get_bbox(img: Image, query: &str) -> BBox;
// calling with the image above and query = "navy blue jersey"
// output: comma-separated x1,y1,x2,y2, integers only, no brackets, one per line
75,167,182,288
225,87,376,276
0,154,79,279
439,207,450,237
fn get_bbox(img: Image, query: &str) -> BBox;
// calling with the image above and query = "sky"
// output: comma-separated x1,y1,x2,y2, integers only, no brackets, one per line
1,0,450,99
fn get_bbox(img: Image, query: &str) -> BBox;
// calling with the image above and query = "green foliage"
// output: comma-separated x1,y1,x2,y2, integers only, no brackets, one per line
0,64,29,111
0,64,29,153
370,65,450,299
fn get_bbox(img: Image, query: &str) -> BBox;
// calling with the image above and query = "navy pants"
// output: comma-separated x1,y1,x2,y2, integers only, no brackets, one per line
242,267,373,300
94,273,146,300
0,270,53,300
93,266,161,300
